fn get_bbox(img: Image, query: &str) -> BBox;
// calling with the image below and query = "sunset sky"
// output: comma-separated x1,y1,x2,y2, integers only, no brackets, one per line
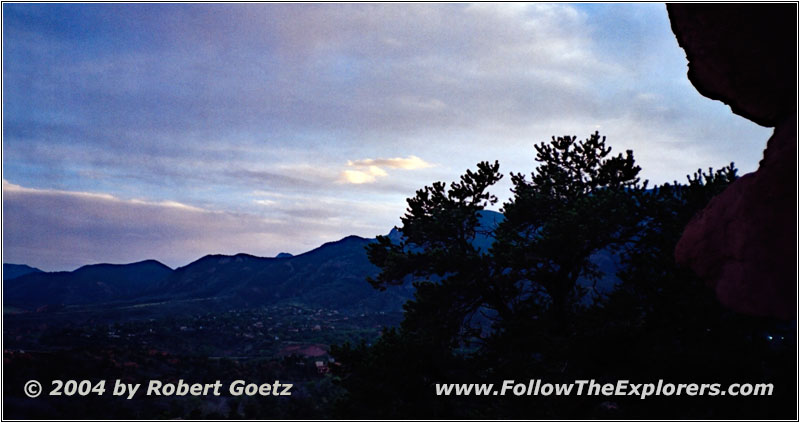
3,3,771,271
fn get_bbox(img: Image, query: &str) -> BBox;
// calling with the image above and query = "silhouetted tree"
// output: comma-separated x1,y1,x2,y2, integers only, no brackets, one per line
493,132,645,325
333,133,794,419
366,160,503,349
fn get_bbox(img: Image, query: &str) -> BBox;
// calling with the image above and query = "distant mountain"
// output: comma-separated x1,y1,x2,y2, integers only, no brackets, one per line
154,235,414,313
474,209,504,252
386,209,504,250
148,211,504,313
3,263,43,281
386,209,618,295
2,235,414,314
2,209,618,313
4,260,172,308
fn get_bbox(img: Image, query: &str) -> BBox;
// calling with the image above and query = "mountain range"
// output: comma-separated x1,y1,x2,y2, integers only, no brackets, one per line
3,234,413,314
3,263,43,280
4,260,172,308
3,210,618,314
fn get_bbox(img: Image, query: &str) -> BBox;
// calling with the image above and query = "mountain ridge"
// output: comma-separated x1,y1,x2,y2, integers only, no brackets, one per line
3,232,413,313
2,210,622,315
4,259,173,307
3,263,44,281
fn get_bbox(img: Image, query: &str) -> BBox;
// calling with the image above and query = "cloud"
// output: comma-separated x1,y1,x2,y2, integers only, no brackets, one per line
3,3,770,198
341,166,387,184
347,155,434,170
1,3,774,269
2,180,395,271
340,155,434,184
2,3,609,158
224,168,319,190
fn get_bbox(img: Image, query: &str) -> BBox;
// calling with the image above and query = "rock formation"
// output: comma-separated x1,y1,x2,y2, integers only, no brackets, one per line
669,4,796,320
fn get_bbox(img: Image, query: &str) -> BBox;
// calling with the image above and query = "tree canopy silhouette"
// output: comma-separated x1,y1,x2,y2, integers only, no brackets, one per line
331,133,794,419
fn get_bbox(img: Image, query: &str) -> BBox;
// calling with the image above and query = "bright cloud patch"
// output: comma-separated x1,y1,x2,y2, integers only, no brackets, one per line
341,156,434,184
347,155,434,170
341,166,388,184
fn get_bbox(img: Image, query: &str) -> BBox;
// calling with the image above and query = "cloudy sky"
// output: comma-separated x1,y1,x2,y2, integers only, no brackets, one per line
3,3,770,271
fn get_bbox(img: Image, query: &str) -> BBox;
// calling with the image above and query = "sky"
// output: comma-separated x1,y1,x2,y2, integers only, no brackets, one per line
3,3,772,271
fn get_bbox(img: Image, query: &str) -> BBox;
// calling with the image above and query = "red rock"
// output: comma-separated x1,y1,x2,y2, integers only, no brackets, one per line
675,117,795,319
667,4,796,127
669,4,796,320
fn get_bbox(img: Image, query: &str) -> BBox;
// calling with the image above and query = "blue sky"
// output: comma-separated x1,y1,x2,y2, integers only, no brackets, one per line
3,3,770,271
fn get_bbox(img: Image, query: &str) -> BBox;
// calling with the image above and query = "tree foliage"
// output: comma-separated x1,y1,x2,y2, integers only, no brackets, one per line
332,133,794,419
494,132,645,322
